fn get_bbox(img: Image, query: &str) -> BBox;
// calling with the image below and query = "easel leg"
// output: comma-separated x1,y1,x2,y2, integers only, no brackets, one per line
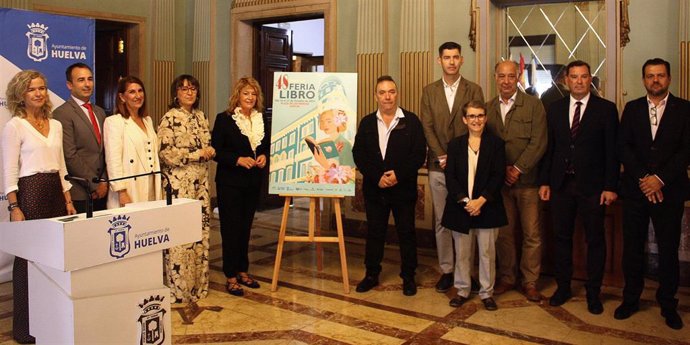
315,198,323,271
333,199,350,293
271,196,292,292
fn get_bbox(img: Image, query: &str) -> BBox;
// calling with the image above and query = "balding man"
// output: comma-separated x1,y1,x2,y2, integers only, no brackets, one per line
486,61,547,301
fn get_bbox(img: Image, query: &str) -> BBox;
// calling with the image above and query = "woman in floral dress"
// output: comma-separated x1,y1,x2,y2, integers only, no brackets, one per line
157,74,215,303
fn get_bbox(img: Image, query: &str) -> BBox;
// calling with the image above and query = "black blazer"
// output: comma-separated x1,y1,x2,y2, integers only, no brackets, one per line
441,131,507,233
618,94,690,202
538,94,619,195
212,111,269,187
352,108,426,201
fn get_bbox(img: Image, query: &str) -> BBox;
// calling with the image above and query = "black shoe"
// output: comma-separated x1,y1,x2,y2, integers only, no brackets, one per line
661,309,684,330
403,278,417,296
355,276,379,293
482,297,498,311
449,295,468,307
614,302,639,320
549,288,572,306
226,280,244,296
435,273,454,293
586,296,604,315
237,274,260,289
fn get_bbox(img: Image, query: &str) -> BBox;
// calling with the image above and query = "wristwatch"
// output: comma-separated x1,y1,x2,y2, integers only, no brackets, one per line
7,202,19,211
459,197,470,206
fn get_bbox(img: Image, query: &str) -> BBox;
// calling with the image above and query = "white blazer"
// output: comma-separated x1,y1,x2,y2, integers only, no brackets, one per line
104,114,162,209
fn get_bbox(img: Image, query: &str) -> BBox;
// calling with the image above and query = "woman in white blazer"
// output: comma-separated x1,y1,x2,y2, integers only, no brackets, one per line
104,76,161,208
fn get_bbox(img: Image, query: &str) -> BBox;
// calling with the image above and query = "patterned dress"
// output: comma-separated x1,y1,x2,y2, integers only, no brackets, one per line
157,107,212,303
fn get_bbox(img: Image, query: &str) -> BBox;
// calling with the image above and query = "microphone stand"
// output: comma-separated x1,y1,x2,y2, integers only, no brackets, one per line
94,171,173,206
64,175,94,218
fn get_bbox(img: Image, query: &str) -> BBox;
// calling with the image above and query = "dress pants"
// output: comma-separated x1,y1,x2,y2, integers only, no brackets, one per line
428,171,454,274
453,228,499,299
496,186,542,286
363,192,418,280
217,184,259,278
622,198,684,312
550,175,606,295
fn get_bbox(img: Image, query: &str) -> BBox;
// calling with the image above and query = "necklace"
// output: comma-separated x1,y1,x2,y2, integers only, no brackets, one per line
28,117,45,130
469,137,481,154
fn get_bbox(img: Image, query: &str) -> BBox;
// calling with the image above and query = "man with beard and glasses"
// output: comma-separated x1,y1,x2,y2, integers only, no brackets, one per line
615,58,690,330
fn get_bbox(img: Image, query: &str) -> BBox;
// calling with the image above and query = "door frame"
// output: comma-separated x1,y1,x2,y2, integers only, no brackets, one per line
230,0,336,83
33,5,146,79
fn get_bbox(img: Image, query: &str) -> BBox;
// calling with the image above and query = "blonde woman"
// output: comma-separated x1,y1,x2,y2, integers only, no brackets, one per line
2,70,76,343
212,77,269,296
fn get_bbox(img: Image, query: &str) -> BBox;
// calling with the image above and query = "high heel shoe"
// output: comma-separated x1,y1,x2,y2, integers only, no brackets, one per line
237,273,260,289
226,280,244,296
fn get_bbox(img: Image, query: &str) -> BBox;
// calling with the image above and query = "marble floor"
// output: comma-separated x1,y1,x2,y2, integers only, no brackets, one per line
1,200,689,344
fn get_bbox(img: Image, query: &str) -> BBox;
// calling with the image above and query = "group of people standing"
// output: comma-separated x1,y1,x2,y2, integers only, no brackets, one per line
352,41,689,331
3,41,688,343
2,64,269,343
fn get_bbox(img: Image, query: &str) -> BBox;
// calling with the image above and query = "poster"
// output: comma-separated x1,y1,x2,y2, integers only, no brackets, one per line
0,8,95,282
268,72,357,196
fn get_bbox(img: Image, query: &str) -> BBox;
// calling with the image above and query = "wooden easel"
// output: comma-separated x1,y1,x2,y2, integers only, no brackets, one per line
271,194,350,293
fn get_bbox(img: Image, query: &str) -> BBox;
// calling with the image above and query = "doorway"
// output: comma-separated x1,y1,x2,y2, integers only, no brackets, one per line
252,17,325,210
95,20,131,115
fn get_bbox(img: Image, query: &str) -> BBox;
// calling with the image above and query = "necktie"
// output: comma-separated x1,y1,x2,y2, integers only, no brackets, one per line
571,101,582,139
83,103,102,145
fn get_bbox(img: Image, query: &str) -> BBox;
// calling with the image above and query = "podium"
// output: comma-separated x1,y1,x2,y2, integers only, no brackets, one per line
0,198,202,345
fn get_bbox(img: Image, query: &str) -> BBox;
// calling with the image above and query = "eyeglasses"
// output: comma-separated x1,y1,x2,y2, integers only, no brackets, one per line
178,86,198,93
465,114,486,121
650,106,658,126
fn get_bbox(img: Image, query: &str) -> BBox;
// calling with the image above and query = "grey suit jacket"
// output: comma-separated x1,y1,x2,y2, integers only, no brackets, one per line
53,97,108,200
486,91,547,187
420,77,484,172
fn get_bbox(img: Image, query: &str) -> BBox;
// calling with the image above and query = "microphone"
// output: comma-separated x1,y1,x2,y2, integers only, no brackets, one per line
65,175,94,218
95,171,173,206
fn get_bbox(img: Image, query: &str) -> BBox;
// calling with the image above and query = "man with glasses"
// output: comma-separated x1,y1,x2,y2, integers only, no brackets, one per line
486,61,547,302
420,41,484,293
615,58,690,330
538,60,618,315
54,63,108,212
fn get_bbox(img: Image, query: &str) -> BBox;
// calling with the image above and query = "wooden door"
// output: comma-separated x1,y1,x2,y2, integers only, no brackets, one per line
95,21,129,115
255,25,293,209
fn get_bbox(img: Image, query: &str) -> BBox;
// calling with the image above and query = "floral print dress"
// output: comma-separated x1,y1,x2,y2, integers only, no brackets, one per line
158,107,212,303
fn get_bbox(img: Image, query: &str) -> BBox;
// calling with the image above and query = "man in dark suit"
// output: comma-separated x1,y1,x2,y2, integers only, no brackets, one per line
615,58,690,330
352,75,427,296
420,41,484,293
538,60,618,314
53,63,108,212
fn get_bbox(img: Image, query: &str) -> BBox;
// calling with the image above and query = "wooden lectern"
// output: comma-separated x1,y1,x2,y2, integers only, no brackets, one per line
0,198,202,345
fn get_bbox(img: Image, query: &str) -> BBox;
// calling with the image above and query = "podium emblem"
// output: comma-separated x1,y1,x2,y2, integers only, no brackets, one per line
138,295,167,345
26,23,50,62
108,215,131,259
